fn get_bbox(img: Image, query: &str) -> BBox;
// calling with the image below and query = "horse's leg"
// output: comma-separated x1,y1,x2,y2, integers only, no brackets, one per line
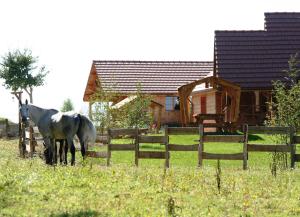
80,138,86,160
43,138,52,165
64,140,68,165
68,138,75,166
49,138,55,165
59,140,64,164
54,140,58,165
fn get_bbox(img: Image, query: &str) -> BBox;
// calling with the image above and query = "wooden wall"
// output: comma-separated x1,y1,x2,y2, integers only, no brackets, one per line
151,95,181,125
191,91,216,122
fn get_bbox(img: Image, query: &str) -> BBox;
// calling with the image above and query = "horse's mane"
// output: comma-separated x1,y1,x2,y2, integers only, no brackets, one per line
29,104,59,113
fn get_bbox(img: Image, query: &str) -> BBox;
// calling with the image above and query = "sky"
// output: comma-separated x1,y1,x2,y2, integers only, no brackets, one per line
0,0,298,122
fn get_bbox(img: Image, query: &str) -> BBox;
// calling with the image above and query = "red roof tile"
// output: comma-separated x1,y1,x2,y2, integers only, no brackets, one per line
83,60,213,101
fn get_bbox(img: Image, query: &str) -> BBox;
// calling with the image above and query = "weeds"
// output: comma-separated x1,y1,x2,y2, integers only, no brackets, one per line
167,196,181,217
216,159,222,194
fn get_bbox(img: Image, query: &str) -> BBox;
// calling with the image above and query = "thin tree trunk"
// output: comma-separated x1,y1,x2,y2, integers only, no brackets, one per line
24,87,33,103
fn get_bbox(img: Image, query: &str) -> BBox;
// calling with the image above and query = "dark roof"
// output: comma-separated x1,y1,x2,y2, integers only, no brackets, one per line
83,60,213,101
215,12,300,89
265,12,300,32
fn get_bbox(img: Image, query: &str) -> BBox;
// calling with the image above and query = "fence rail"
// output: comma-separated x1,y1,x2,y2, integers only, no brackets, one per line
18,123,300,169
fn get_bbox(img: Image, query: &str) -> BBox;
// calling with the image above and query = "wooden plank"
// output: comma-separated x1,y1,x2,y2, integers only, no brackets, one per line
110,144,135,151
293,136,300,144
169,144,198,151
198,124,204,167
294,154,300,162
202,152,244,160
202,135,244,143
109,128,137,138
202,123,224,128
139,128,148,134
247,144,291,152
167,127,199,135
138,151,166,159
86,150,108,158
248,126,289,134
165,126,170,168
96,135,108,143
138,135,166,144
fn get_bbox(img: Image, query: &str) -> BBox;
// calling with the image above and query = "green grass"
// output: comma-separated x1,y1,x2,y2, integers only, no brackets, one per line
0,135,300,217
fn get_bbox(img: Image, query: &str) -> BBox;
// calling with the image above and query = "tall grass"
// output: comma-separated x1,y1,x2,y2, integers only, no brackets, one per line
0,138,300,217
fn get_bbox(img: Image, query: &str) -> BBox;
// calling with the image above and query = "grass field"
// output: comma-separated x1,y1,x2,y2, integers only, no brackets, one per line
0,135,300,217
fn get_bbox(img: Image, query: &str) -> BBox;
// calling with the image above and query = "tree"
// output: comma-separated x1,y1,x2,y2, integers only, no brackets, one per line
0,49,48,103
268,53,300,131
120,85,152,128
91,84,153,131
61,98,74,112
267,53,300,170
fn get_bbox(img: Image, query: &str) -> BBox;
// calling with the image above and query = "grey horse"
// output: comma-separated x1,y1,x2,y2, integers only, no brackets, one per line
19,100,96,165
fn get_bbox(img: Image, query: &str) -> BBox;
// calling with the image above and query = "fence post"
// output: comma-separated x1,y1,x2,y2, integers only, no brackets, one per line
290,126,296,169
243,124,248,170
135,127,139,167
165,126,169,168
20,123,26,158
29,126,34,157
107,129,111,166
198,124,204,167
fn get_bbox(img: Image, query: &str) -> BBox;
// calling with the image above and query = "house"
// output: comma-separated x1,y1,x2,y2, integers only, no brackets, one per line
180,12,300,126
83,12,300,127
215,12,300,125
83,61,213,127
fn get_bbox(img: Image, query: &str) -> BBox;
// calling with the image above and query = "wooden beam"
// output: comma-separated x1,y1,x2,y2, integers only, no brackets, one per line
110,144,135,151
202,152,244,160
248,126,289,134
86,151,108,158
202,135,244,143
168,144,198,151
247,144,291,152
167,127,199,135
138,151,167,159
138,135,166,143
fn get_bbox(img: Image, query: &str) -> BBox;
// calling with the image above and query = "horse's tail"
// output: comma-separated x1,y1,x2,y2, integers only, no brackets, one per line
77,114,96,143
77,113,83,135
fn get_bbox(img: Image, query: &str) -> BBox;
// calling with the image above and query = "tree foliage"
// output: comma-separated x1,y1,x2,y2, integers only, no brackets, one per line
61,98,74,112
119,86,152,128
0,49,48,102
268,53,300,131
91,84,153,131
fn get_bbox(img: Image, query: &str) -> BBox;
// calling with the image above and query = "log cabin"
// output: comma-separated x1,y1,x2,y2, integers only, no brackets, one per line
83,12,300,128
83,61,213,127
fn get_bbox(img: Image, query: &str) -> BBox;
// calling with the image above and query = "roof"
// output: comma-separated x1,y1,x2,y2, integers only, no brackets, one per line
111,95,163,109
215,12,300,89
111,95,137,109
83,60,213,101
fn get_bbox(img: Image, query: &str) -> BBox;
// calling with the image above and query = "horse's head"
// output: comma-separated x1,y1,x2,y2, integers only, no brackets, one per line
19,99,30,126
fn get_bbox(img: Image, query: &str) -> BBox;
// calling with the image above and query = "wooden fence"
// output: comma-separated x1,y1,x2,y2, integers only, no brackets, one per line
0,119,19,138
19,124,300,169
199,124,248,170
247,126,295,167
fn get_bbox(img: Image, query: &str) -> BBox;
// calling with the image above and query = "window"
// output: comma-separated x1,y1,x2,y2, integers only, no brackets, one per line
165,96,180,111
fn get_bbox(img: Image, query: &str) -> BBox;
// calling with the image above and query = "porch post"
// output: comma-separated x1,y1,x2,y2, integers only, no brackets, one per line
254,90,260,112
